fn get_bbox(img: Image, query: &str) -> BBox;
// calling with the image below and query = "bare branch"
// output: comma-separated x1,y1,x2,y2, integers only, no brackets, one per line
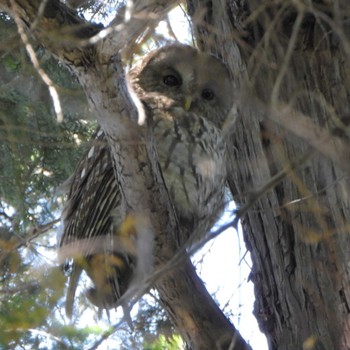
241,90,350,175
10,0,63,122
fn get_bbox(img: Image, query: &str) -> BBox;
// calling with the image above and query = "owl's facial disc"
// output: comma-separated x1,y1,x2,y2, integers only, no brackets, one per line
129,44,234,127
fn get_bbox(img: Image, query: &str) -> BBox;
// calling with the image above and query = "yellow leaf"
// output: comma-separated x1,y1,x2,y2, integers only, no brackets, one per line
303,335,317,350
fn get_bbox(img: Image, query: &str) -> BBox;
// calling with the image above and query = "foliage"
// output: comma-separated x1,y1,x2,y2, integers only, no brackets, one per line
0,12,101,350
144,334,185,350
0,14,94,227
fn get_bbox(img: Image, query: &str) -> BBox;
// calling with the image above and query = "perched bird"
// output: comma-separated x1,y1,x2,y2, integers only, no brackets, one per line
59,44,234,316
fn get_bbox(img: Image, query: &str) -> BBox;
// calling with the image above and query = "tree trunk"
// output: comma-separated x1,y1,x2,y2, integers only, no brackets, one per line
189,1,350,349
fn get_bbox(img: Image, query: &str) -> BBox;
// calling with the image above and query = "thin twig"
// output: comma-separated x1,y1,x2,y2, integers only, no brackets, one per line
233,150,313,225
10,0,64,122
271,9,304,104
0,218,60,264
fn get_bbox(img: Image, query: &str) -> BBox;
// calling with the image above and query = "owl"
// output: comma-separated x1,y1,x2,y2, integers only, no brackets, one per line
59,44,234,316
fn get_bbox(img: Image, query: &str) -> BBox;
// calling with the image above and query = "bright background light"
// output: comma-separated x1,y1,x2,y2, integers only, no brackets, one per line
194,202,268,349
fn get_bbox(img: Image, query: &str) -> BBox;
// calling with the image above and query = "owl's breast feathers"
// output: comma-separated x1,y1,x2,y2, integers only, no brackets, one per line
152,105,226,236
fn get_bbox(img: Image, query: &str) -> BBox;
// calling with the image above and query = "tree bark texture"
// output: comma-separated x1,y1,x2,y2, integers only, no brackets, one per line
188,0,350,349
0,1,252,349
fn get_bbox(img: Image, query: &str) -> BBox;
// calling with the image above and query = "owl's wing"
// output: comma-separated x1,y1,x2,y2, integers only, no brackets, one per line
60,129,118,251
59,129,135,315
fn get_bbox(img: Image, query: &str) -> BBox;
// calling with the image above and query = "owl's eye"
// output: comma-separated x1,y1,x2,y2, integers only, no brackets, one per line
201,88,215,101
163,75,182,87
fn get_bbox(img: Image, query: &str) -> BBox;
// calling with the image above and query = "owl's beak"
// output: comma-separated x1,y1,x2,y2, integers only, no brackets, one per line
184,97,192,111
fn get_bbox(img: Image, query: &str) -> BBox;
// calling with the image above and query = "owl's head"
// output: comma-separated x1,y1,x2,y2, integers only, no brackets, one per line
128,44,234,128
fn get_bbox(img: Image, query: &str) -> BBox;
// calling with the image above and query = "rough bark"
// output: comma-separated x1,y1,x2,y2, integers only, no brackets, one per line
189,0,350,349
0,1,251,349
